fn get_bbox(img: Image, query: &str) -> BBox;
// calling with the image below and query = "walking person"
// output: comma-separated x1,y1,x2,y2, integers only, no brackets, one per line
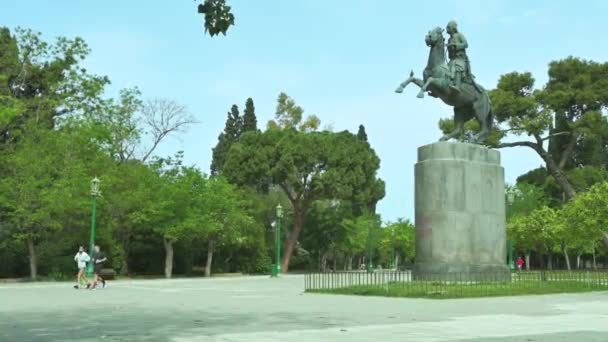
517,257,524,272
73,246,91,289
90,245,107,290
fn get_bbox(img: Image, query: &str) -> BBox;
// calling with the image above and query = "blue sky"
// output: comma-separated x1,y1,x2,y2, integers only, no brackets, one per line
3,0,608,222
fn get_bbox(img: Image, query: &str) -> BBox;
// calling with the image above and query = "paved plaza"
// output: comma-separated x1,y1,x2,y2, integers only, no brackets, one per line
1,275,608,341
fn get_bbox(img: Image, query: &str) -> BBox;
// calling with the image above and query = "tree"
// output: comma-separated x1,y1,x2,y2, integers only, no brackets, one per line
380,219,416,269
563,182,608,267
508,206,561,270
491,58,608,200
336,215,372,270
0,122,109,279
356,124,368,142
210,104,241,175
198,176,254,277
196,0,235,37
508,182,548,217
267,93,320,132
242,97,257,133
224,127,384,272
488,58,608,249
301,200,350,271
139,98,197,163
0,27,108,144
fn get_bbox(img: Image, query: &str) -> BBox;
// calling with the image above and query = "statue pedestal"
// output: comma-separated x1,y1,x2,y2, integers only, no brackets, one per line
413,142,509,281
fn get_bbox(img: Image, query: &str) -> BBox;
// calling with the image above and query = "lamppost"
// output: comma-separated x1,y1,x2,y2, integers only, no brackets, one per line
271,204,283,278
85,177,101,278
506,190,515,271
391,228,396,270
367,220,374,273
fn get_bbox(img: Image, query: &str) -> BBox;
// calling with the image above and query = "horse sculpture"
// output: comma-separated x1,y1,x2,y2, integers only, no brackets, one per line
395,26,493,144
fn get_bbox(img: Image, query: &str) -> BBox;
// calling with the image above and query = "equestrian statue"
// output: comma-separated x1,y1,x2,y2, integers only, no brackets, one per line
395,21,493,144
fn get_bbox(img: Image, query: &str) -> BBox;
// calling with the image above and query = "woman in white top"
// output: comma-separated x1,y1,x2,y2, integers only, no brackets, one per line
73,246,91,289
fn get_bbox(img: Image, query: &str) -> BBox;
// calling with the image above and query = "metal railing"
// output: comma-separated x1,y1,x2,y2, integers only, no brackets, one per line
304,270,608,296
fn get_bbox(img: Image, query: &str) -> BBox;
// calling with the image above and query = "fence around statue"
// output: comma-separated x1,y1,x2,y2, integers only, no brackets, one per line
304,270,608,298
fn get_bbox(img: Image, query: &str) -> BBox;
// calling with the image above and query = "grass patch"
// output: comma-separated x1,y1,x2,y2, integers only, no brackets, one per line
307,280,608,299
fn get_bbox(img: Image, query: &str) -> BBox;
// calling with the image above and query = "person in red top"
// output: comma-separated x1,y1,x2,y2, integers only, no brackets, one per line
516,257,524,271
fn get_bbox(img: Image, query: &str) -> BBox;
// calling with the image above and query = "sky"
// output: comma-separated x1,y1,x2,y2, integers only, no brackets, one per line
3,0,608,222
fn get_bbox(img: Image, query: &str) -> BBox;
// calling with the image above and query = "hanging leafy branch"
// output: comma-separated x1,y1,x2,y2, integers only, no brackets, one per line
196,0,235,37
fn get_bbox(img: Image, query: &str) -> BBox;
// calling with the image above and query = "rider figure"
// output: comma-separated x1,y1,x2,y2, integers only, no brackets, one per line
446,20,470,92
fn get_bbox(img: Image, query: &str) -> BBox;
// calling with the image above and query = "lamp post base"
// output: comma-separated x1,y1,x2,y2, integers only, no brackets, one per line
271,264,280,278
85,265,94,278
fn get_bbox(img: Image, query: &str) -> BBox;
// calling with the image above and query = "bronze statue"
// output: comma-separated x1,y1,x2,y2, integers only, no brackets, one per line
395,21,493,144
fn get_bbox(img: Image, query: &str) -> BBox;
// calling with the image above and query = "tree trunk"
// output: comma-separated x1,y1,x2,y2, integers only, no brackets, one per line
347,255,353,270
576,254,581,269
525,253,530,271
317,251,321,271
540,144,576,200
395,254,400,270
320,252,327,272
27,238,37,280
592,247,597,270
281,208,305,273
563,245,571,271
332,255,337,272
547,254,553,270
205,240,214,277
121,259,129,276
163,238,174,279
120,233,131,275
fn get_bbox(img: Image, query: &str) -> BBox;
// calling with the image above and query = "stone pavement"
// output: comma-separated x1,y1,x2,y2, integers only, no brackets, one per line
1,275,607,341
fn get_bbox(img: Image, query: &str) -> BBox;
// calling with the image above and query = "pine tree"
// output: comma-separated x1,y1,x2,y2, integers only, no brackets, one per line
242,98,257,132
210,105,241,175
357,124,368,142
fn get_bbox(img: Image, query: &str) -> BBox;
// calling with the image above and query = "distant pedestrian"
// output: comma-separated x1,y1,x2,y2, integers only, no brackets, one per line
73,246,91,289
517,257,524,271
90,245,107,290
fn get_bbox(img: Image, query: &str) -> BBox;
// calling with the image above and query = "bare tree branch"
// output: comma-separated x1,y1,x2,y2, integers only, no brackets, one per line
140,98,199,162
496,140,539,150
541,131,571,141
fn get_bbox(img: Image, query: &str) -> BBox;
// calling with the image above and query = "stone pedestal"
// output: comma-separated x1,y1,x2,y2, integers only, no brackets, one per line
413,142,509,280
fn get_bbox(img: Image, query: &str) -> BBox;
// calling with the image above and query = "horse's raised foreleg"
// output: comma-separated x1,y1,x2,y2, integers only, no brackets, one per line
416,77,436,98
395,70,419,93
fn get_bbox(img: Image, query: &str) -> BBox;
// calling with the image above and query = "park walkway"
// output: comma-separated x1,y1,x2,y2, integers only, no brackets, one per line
1,275,607,341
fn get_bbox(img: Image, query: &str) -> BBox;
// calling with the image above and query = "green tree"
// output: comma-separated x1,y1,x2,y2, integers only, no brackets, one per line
0,123,109,279
210,104,241,175
356,124,368,142
198,176,255,277
489,58,608,249
267,93,320,132
508,182,548,217
491,58,608,200
224,127,384,272
563,182,608,268
508,206,560,270
380,219,416,269
196,0,235,37
0,27,109,143
242,97,258,133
